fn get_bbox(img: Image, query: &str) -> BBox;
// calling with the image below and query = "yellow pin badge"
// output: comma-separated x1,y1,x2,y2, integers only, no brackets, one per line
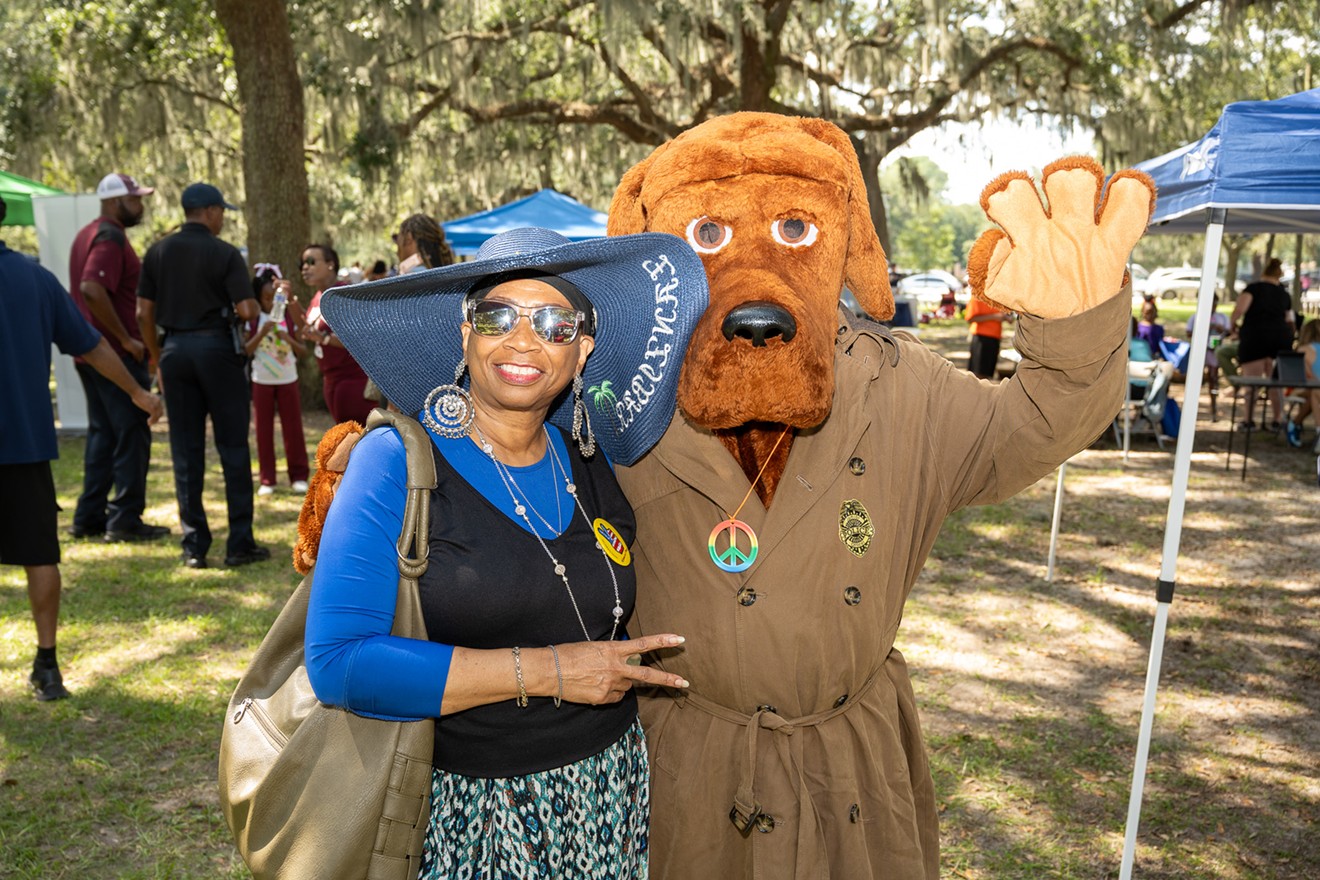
839,499,874,558
593,518,632,566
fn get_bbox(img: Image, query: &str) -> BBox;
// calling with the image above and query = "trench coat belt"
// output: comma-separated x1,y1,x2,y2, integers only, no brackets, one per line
678,664,885,863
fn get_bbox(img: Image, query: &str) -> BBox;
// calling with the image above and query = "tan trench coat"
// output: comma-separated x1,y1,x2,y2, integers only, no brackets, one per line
618,293,1130,879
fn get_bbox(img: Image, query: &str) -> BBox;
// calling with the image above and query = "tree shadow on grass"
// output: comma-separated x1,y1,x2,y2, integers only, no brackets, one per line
907,460,1320,879
0,678,249,880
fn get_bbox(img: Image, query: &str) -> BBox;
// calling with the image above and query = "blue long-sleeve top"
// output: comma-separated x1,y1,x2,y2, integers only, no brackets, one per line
305,424,582,720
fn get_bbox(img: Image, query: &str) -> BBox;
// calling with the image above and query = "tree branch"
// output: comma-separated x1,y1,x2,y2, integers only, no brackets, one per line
125,77,239,114
1143,0,1222,30
451,97,671,145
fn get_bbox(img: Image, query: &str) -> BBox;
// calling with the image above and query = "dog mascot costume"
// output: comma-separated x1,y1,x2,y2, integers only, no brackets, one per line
607,113,1155,878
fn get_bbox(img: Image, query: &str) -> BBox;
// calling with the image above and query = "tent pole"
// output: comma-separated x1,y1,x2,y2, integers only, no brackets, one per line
1046,462,1067,581
1119,208,1225,879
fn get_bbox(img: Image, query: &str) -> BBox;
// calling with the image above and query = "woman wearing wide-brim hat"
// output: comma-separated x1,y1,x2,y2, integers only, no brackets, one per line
307,227,708,877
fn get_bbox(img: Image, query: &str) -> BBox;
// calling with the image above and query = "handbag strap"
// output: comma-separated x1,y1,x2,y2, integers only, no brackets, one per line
365,408,437,584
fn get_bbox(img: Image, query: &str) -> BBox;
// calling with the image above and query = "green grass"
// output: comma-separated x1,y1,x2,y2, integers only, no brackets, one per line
4,375,1318,878
1,422,321,879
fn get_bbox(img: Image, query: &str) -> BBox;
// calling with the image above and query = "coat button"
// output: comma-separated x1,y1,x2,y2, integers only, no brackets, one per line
834,693,848,708
737,586,758,606
848,457,866,475
849,803,861,823
844,586,862,605
755,704,779,715
755,813,776,833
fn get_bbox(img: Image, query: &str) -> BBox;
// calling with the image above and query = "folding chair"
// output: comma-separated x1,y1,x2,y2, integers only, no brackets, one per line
1114,335,1156,448
1275,350,1310,437
1114,361,1177,451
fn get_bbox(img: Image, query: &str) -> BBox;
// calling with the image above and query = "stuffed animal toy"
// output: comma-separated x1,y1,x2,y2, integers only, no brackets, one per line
292,420,364,574
607,112,1154,879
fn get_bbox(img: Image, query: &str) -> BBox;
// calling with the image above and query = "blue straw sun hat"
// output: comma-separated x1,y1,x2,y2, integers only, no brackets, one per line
321,227,709,466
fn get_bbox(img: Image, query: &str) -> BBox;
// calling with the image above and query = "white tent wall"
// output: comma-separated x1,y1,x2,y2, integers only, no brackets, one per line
33,193,102,432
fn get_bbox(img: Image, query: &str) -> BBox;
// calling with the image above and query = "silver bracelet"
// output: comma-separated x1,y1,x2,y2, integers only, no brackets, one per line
547,644,563,709
511,647,528,708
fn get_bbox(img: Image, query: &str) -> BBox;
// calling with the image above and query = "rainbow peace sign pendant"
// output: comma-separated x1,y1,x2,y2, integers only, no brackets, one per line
708,518,758,573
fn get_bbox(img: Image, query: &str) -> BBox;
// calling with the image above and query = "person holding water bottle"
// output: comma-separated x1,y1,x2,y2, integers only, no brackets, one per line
245,264,310,496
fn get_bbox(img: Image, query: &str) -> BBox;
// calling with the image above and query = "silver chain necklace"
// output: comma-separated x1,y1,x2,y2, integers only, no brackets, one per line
473,423,623,642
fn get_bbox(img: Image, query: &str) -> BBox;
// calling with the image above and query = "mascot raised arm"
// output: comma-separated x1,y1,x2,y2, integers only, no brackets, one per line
607,112,1155,878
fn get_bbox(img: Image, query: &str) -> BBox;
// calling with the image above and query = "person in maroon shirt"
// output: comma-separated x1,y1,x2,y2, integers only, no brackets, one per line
67,173,169,543
299,242,375,424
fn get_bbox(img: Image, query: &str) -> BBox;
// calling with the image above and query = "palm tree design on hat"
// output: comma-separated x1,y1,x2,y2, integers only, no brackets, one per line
589,380,617,416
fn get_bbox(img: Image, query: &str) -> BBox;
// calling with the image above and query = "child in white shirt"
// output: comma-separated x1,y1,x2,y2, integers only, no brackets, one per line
245,265,310,495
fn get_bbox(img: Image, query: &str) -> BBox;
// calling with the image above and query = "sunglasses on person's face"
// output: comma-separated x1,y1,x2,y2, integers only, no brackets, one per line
467,300,585,344
301,256,320,267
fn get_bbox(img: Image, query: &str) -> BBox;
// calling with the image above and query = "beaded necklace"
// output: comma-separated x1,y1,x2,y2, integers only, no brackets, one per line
473,423,623,642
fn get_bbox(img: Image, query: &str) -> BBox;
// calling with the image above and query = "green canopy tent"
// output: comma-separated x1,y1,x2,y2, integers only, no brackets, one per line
0,169,64,226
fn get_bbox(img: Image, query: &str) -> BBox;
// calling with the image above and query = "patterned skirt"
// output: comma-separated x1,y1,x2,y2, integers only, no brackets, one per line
417,718,649,880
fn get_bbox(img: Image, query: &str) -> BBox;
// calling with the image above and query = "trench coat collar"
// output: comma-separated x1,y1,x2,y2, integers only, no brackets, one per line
650,314,895,579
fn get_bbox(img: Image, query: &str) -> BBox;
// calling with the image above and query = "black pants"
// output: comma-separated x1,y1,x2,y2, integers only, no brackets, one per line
159,334,255,558
968,334,1001,380
72,357,153,533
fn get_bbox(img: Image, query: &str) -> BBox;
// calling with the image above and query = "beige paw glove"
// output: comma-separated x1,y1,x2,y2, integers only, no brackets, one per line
966,157,1156,319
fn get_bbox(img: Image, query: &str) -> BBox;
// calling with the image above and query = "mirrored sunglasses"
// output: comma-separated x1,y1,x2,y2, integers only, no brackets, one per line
467,300,584,344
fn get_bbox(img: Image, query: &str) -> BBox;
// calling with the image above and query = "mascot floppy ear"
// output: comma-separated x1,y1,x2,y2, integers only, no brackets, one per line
292,420,365,574
795,119,894,321
607,146,664,236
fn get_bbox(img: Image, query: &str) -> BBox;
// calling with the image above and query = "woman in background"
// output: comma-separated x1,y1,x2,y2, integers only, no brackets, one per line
299,243,375,424
395,213,455,274
1230,258,1296,430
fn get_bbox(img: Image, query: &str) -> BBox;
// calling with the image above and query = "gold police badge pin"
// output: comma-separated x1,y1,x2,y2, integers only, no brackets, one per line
839,499,874,557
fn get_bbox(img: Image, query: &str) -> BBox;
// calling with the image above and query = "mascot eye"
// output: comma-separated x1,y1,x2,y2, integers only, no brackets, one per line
685,217,733,254
771,218,818,248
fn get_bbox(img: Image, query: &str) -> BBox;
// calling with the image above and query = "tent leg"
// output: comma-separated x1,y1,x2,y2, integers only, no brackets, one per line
1046,462,1067,582
1118,209,1224,878
1119,595,1172,879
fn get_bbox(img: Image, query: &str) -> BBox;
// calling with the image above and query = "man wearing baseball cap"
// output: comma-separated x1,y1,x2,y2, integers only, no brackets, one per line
137,182,267,569
67,173,170,543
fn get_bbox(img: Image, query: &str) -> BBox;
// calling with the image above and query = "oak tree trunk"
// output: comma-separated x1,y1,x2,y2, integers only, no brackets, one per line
213,0,320,408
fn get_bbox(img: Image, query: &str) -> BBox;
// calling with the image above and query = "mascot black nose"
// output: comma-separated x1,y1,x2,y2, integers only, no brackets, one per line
721,302,797,347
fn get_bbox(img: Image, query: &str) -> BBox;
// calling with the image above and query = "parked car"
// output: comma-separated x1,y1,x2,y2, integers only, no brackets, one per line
1138,267,1228,301
896,270,964,305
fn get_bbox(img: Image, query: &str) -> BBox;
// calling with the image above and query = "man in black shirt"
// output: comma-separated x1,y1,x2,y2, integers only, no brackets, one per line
137,183,269,569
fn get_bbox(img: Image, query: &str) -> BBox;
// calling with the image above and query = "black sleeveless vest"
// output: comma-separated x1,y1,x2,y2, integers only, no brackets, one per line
418,430,638,777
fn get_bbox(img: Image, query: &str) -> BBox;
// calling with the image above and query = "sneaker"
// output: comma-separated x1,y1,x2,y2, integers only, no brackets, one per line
1285,420,1302,448
1235,420,1256,431
257,484,276,497
290,480,309,494
65,524,105,539
30,662,70,701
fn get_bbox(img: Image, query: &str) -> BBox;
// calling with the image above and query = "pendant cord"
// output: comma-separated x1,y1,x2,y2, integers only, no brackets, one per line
723,427,792,521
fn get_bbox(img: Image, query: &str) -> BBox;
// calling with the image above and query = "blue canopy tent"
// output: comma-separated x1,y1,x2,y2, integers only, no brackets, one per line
1138,88,1320,235
442,189,608,256
1115,88,1320,879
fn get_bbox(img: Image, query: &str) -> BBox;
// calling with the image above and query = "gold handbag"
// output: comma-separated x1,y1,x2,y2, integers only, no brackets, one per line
219,409,436,880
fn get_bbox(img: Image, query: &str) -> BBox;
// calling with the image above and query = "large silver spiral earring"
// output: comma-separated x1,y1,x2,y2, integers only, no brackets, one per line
421,360,474,438
571,374,596,458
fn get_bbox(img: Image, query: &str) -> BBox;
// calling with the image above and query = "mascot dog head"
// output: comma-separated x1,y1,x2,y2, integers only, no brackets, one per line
608,113,893,432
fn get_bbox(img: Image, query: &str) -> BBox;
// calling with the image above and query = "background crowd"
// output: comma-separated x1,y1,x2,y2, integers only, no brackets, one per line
0,171,456,702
